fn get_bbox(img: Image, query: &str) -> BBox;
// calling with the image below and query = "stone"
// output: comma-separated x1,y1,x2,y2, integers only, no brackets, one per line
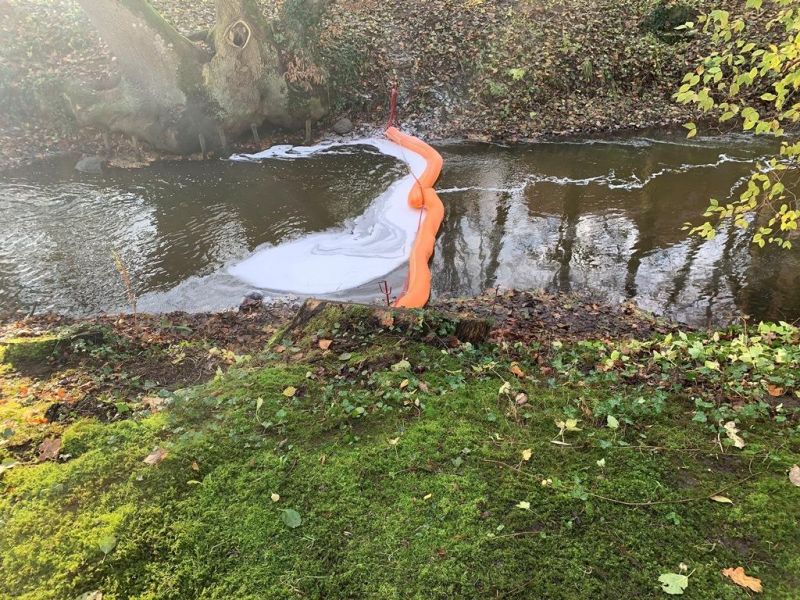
75,156,107,174
332,117,354,135
239,291,263,312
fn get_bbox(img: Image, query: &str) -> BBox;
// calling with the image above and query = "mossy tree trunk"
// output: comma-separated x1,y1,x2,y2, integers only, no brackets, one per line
65,0,330,154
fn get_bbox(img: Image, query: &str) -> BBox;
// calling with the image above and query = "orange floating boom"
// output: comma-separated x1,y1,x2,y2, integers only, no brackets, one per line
385,126,445,308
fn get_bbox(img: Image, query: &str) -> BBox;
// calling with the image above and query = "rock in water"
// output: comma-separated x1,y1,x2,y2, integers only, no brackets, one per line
75,156,107,174
239,291,264,312
333,118,354,135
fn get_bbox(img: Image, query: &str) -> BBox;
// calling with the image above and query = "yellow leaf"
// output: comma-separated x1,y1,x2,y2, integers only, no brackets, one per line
723,421,745,449
516,500,530,510
521,448,532,462
388,437,400,446
711,495,734,504
789,464,800,487
423,493,432,500
271,493,280,502
282,386,297,397
399,379,409,389
721,567,763,593
510,362,526,378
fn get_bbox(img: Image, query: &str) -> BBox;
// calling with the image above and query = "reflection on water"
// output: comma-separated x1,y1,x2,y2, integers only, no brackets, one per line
0,150,406,315
1,132,799,325
433,134,800,325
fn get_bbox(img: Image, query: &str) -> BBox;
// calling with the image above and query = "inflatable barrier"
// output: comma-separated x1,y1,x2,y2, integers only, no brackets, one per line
227,122,444,308
384,126,444,308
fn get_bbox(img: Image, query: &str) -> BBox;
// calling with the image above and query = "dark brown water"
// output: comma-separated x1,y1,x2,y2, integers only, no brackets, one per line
1,133,798,324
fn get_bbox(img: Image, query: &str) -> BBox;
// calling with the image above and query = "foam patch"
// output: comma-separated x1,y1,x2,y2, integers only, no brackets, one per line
227,138,425,294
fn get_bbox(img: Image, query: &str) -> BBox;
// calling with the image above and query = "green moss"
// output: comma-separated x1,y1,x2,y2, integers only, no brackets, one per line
0,335,61,367
1,317,799,599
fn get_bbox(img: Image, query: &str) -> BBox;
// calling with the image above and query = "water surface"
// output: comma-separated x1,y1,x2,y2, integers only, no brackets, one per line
1,133,798,325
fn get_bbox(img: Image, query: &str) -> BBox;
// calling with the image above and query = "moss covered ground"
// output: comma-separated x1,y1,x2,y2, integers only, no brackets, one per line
1,302,798,599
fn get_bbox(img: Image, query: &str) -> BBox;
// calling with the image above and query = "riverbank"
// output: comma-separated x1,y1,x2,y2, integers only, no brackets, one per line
2,293,799,598
0,0,762,171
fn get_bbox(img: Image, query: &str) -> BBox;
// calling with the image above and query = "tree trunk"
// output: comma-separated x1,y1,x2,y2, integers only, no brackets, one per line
65,0,330,154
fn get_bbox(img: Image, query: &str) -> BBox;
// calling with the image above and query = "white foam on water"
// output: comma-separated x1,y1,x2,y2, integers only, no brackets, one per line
227,138,426,294
437,154,766,196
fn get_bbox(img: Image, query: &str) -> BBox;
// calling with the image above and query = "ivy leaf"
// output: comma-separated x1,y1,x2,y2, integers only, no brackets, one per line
281,508,302,529
658,573,689,595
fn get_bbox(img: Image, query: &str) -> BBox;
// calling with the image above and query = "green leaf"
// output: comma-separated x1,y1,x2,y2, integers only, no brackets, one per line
658,573,689,595
98,535,117,555
606,415,619,430
338,352,353,362
391,359,411,372
281,508,302,529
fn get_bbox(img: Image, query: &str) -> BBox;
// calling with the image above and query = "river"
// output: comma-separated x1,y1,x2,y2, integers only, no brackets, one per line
1,131,797,325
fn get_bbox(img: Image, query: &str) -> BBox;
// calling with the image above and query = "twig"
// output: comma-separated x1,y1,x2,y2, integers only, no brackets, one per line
586,472,761,507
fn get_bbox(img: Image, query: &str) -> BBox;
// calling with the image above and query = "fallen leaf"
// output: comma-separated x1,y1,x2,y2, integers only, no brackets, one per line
423,493,432,500
516,500,530,510
510,362,526,378
274,345,286,354
515,392,528,405
388,437,400,446
98,534,117,555
521,448,532,462
271,492,280,502
658,573,689,595
37,438,61,462
377,311,395,327
391,359,410,372
282,386,297,398
596,458,606,468
338,352,352,361
710,495,734,504
723,421,745,449
498,381,511,396
318,339,332,350
280,508,302,528
143,447,168,466
721,567,762,592
190,461,200,471
789,465,800,487
767,384,784,397
607,415,619,430
399,379,409,389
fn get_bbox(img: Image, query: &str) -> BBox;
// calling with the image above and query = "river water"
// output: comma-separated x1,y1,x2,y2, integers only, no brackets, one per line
1,132,798,325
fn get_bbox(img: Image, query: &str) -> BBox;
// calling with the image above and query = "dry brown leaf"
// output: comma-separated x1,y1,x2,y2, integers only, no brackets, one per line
766,384,784,397
789,465,800,487
721,567,762,593
318,339,332,350
143,447,168,466
510,362,526,378
190,461,200,471
37,438,61,462
377,311,395,328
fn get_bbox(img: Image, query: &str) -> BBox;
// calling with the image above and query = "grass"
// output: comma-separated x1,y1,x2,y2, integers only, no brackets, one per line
1,305,799,599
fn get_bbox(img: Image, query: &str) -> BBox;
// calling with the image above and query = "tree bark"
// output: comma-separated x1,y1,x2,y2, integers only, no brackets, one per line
65,0,330,154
